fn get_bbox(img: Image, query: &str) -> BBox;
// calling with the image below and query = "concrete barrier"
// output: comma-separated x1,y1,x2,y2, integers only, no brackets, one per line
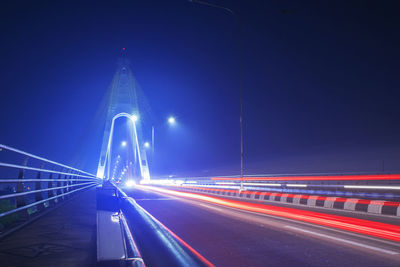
343,199,359,211
324,197,337,208
368,200,385,214
175,185,400,217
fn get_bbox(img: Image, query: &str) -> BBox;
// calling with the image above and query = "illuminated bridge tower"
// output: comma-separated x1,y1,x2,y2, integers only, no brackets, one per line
96,56,150,181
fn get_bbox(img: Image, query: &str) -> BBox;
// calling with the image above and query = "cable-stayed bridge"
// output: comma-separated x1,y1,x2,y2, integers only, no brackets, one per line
0,58,399,267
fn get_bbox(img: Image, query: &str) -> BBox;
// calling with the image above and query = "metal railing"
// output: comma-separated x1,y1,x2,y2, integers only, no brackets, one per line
110,183,212,267
0,144,101,236
96,183,145,266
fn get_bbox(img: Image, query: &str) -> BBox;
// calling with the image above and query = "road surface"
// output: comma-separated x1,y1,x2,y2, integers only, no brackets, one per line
124,187,400,267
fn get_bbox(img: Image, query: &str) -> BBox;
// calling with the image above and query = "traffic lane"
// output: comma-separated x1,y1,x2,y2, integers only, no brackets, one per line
135,185,400,242
128,187,399,266
124,188,400,267
218,192,400,226
163,187,400,226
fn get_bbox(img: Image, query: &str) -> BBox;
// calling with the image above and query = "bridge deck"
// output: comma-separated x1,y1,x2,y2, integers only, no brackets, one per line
125,187,400,267
0,188,97,267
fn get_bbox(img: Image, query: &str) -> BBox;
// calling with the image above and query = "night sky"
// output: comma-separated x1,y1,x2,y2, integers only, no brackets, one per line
1,0,400,177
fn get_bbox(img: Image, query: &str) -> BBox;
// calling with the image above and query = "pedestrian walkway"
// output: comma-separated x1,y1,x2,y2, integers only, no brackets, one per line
0,188,97,267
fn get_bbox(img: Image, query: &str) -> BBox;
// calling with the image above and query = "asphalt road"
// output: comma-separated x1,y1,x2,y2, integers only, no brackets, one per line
124,187,400,267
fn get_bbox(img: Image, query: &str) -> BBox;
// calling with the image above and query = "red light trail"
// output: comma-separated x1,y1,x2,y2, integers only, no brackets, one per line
180,185,400,206
137,185,400,242
211,174,400,181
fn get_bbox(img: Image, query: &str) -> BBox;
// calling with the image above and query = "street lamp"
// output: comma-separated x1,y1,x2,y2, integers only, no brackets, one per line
121,141,127,147
189,0,245,191
168,116,176,125
151,116,177,157
131,114,138,122
144,142,150,148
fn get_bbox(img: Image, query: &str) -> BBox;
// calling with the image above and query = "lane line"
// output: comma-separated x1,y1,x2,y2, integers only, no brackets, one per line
134,198,172,201
285,225,399,255
198,203,224,212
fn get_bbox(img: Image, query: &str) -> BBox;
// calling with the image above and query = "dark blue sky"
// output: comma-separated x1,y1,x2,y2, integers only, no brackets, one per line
1,0,400,176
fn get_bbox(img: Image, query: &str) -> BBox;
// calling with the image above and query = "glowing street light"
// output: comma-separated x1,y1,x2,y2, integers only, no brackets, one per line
168,116,176,125
121,141,127,147
131,114,138,122
150,115,177,158
144,142,150,148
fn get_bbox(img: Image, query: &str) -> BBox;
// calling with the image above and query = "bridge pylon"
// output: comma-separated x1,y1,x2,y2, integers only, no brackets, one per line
96,56,150,182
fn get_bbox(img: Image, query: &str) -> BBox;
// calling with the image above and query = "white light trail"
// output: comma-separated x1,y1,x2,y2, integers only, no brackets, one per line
344,185,400,190
285,225,398,255
244,183,281,187
286,184,307,187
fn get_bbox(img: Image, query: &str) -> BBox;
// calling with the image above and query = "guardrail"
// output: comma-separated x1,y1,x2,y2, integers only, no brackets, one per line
109,183,212,267
97,183,144,267
0,144,101,237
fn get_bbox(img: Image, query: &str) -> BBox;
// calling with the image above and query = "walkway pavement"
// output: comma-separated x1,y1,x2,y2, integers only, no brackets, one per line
0,188,97,267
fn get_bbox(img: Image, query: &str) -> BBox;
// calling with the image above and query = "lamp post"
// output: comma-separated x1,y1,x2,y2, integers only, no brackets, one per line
150,116,176,159
189,0,245,191
151,126,155,156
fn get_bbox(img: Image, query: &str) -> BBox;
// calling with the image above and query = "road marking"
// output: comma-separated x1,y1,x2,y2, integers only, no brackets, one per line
135,198,172,201
285,225,399,255
198,203,224,212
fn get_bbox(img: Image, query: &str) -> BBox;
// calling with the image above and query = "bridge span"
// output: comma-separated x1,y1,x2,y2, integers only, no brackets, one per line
0,144,399,266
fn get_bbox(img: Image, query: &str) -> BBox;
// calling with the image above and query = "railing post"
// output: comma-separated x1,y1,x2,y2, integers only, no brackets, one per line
70,171,75,189
69,171,75,196
65,171,71,199
34,163,45,212
16,157,29,221
48,168,56,206
56,171,63,202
